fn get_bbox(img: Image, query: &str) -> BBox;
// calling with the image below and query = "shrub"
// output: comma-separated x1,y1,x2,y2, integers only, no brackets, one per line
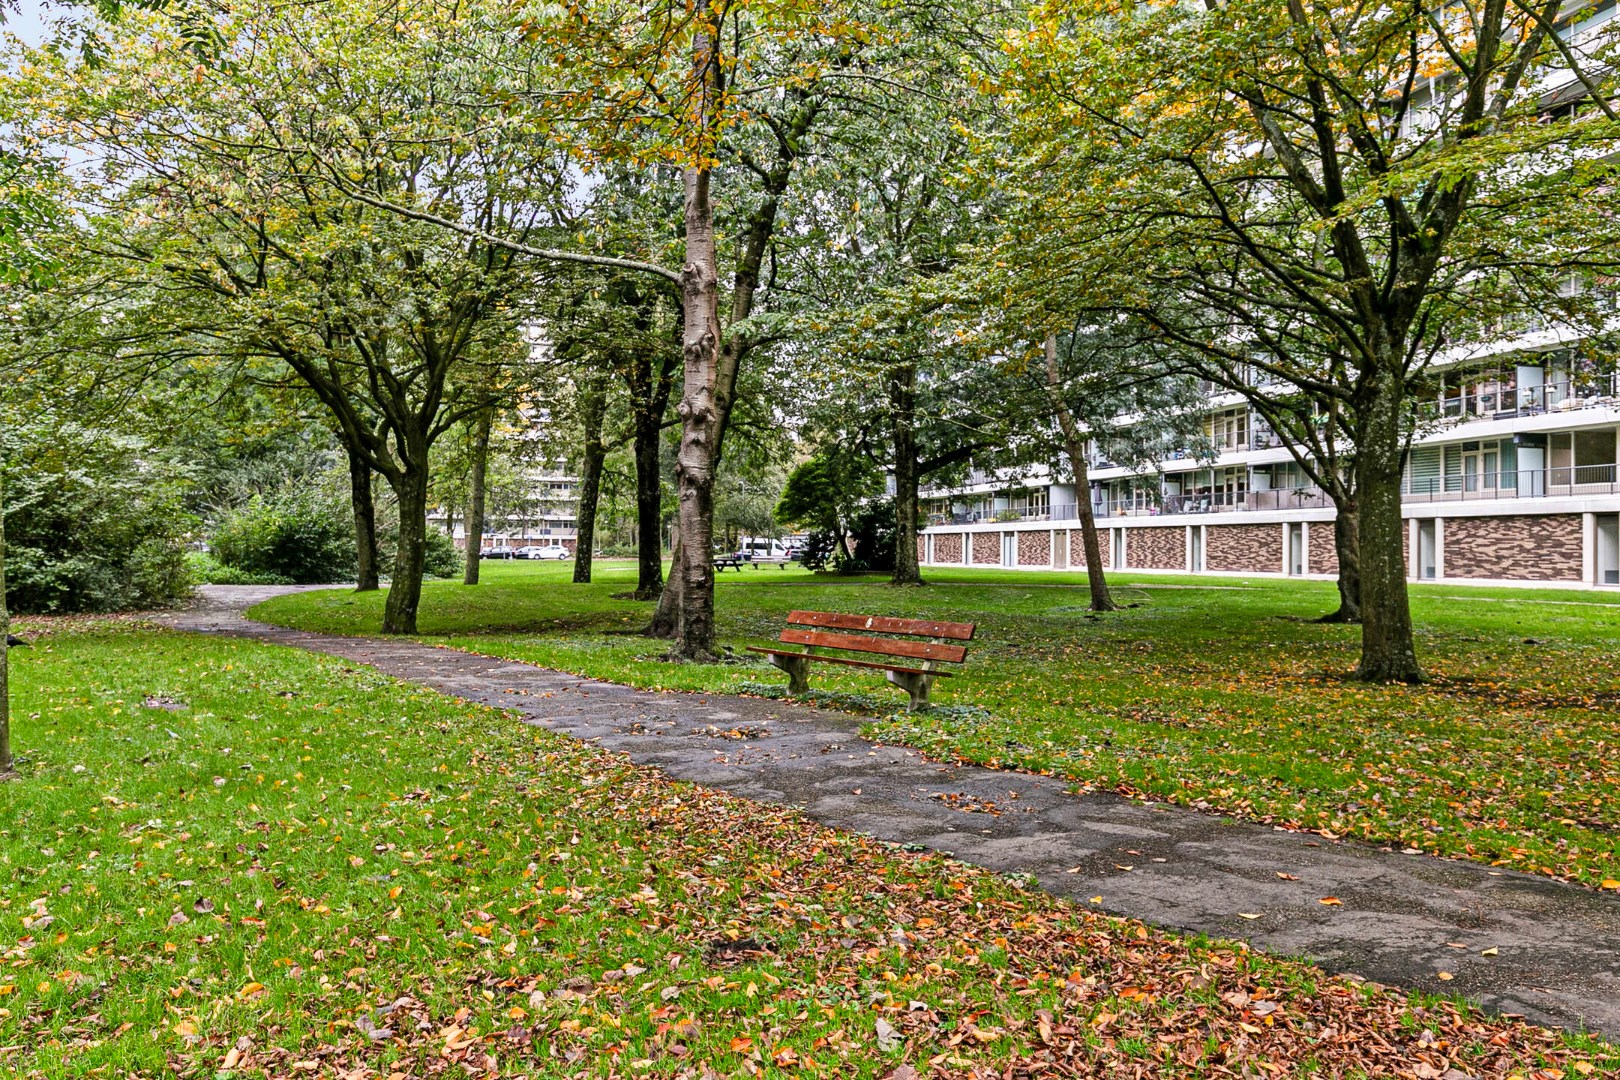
210,491,355,584
423,528,461,579
3,421,195,613
837,499,896,573
375,523,463,580
185,551,292,586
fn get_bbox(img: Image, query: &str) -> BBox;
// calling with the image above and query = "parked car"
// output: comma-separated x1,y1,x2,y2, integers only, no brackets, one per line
517,543,571,560
483,545,517,560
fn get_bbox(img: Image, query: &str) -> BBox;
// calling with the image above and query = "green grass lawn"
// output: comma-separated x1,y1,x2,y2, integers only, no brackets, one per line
1,619,1613,1077
253,560,1620,889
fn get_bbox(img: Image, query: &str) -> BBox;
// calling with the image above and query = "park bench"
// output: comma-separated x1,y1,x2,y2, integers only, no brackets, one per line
747,610,976,711
751,555,792,569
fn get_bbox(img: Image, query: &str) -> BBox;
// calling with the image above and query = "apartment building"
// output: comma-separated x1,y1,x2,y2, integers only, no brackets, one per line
438,469,582,552
917,4,1620,589
919,343,1620,588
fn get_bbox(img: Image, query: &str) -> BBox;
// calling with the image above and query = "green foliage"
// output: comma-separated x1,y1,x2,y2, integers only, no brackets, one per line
209,491,355,585
839,497,897,572
423,527,462,579
2,419,194,613
183,551,291,586
774,452,879,533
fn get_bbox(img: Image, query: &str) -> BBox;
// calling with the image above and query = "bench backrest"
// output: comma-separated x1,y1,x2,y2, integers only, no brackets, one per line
780,610,975,665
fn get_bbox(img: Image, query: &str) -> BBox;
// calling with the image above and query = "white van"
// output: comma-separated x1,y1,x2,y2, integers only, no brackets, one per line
737,536,791,562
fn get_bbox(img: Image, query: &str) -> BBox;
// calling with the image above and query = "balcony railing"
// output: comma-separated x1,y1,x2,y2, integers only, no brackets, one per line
922,464,1620,528
1429,375,1620,421
1403,464,1620,502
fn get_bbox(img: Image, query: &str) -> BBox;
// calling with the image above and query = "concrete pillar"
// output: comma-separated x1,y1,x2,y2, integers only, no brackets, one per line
1584,512,1597,584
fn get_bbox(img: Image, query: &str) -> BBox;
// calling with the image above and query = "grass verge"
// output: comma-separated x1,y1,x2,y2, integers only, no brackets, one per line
0,622,1613,1077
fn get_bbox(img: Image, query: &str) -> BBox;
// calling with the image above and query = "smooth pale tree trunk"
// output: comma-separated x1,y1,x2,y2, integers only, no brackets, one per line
1317,497,1361,624
632,404,664,600
670,156,724,660
348,448,380,592
463,408,493,585
890,363,923,586
1044,336,1114,612
383,465,431,635
1354,369,1422,682
0,464,11,778
573,380,607,585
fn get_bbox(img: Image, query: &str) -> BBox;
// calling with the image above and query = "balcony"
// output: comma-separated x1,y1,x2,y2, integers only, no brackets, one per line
1428,375,1620,422
921,463,1620,530
1403,464,1620,503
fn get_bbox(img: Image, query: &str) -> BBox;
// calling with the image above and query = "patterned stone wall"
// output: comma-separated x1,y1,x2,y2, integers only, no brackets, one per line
1017,530,1052,567
1308,523,1339,576
1206,523,1282,573
933,533,962,564
1128,527,1185,570
972,532,1002,565
1068,530,1087,568
1443,514,1584,581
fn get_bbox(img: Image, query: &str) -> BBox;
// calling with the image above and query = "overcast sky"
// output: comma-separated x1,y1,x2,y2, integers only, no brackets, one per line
5,1,57,48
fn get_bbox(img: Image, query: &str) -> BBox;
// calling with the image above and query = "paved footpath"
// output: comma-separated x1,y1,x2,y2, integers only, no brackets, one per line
160,586,1620,1039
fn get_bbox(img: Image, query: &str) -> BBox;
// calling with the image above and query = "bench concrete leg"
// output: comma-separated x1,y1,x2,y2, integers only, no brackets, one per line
769,653,810,695
886,670,935,711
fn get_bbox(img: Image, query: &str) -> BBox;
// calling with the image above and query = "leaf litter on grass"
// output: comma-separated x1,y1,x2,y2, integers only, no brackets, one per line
4,627,1613,1079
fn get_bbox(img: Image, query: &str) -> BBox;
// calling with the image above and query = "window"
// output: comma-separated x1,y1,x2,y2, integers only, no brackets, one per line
1205,409,1249,453
1407,446,1441,495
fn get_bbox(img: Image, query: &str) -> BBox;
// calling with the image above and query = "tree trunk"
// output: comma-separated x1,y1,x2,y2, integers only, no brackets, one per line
1044,335,1114,611
1353,374,1422,682
648,533,683,638
632,402,665,600
383,466,431,635
890,363,923,586
1316,496,1361,624
348,447,380,592
573,380,607,585
1071,451,1115,613
0,462,12,778
462,408,493,585
670,153,724,660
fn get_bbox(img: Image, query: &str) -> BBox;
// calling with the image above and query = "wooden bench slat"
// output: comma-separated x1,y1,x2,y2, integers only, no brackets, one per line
786,610,976,640
778,627,969,664
746,647,957,677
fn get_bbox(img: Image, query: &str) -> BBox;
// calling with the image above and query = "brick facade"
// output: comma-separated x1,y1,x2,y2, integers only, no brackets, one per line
1308,522,1339,576
1017,530,1052,567
972,532,1001,565
1127,526,1185,570
1206,523,1282,573
1067,529,1087,568
1443,514,1584,581
933,533,962,564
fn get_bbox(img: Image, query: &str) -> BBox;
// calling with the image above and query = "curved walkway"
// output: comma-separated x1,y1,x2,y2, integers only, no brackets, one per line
160,585,1620,1039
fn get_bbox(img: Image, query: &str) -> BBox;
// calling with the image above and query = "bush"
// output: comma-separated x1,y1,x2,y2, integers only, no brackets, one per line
210,491,355,584
838,499,896,573
3,421,195,613
185,551,292,586
795,530,839,571
423,528,461,579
